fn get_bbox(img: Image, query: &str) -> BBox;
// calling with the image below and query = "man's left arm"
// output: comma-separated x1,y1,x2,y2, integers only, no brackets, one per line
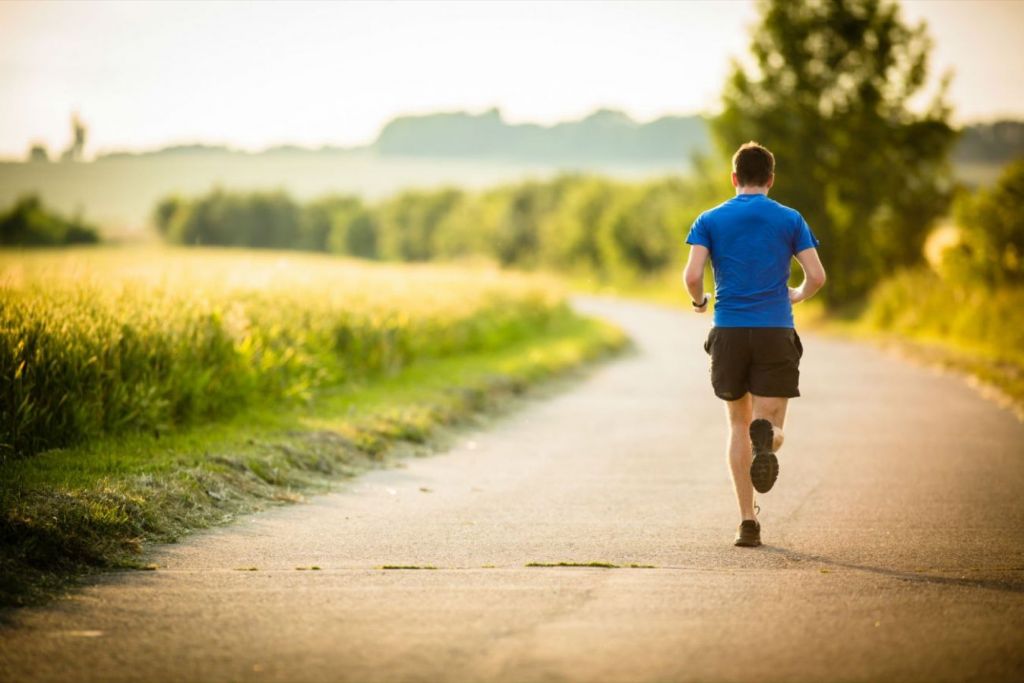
790,247,826,303
683,244,710,313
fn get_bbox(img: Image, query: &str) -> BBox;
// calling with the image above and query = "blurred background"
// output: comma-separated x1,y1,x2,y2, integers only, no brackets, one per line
1,0,1023,370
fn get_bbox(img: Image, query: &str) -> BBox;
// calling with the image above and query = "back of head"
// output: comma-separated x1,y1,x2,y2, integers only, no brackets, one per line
732,142,775,187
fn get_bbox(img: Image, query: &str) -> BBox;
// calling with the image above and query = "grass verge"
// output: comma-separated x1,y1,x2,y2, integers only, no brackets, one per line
0,313,626,609
800,270,1024,418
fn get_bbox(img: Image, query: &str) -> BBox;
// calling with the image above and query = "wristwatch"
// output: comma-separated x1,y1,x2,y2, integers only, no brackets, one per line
692,294,710,308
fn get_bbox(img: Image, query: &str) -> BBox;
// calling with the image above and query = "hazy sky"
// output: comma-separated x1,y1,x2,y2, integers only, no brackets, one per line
1,0,1022,158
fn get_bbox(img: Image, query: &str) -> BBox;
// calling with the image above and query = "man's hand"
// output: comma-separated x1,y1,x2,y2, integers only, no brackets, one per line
791,248,827,304
692,293,709,313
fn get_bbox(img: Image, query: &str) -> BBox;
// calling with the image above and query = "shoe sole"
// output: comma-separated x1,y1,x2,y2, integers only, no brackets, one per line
734,537,762,548
749,418,779,494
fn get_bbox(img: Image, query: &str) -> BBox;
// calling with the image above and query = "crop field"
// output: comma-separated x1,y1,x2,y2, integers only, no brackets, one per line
0,247,570,463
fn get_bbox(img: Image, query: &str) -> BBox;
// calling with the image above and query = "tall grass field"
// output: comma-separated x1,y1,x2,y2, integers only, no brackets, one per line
1,248,573,463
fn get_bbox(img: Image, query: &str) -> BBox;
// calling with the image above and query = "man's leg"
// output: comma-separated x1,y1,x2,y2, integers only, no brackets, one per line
725,393,756,521
748,394,788,494
751,395,788,451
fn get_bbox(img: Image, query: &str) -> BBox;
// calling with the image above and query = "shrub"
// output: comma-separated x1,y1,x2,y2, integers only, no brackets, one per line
947,160,1024,285
863,268,1024,363
0,196,100,247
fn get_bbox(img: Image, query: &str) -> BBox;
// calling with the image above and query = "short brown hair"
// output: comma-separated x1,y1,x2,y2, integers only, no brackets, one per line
732,141,775,187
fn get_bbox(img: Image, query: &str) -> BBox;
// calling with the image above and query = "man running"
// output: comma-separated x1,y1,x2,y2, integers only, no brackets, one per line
683,141,826,548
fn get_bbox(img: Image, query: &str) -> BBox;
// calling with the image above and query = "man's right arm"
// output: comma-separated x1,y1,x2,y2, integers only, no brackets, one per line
790,248,826,303
683,244,710,312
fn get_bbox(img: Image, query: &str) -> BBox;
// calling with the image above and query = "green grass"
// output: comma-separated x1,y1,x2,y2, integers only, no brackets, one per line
0,272,627,607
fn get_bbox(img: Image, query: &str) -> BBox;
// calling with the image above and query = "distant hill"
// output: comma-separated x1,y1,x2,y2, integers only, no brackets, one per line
952,120,1024,164
372,110,1024,166
85,112,1023,167
88,109,712,164
373,108,711,163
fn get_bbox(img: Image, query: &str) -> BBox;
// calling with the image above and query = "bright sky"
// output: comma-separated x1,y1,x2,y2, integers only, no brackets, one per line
1,0,1022,158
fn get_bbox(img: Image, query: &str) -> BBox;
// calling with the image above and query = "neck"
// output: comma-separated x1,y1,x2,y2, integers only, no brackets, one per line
735,186,769,196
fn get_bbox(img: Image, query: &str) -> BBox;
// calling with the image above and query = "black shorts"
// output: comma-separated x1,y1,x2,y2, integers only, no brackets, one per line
702,327,803,401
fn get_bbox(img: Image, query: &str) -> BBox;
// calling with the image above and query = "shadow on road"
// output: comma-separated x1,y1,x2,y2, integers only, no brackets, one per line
761,545,1024,594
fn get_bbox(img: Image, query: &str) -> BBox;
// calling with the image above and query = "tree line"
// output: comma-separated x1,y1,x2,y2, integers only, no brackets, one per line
152,148,1021,308
153,172,722,284
0,195,100,246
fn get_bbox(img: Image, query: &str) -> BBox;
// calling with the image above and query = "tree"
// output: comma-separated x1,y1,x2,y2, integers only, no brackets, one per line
713,0,956,304
537,176,616,274
488,180,570,268
0,195,99,246
61,113,87,162
376,189,462,261
314,195,379,258
26,143,49,163
161,189,301,248
948,160,1024,285
597,178,695,278
153,196,183,236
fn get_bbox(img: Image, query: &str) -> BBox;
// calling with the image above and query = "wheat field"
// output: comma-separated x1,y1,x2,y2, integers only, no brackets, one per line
0,247,567,461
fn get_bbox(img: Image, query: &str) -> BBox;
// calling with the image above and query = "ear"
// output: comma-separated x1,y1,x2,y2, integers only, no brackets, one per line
731,172,739,188
766,174,775,189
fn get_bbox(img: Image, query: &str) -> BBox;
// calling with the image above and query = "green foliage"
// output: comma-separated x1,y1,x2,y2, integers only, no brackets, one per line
376,189,464,261
152,195,182,237
487,179,572,268
0,195,100,246
156,174,717,281
864,269,1024,361
0,249,567,462
537,176,616,273
596,178,695,279
862,267,1024,412
313,196,378,258
155,188,302,248
713,0,956,305
301,195,376,255
26,144,50,163
947,160,1024,285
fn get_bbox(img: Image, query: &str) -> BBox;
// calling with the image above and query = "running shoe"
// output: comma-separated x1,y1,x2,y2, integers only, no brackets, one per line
749,418,779,493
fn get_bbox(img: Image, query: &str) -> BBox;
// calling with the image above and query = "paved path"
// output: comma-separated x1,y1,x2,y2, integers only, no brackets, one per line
2,298,1023,683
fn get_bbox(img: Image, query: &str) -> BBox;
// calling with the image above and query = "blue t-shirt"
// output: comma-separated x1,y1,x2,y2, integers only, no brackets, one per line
685,193,819,328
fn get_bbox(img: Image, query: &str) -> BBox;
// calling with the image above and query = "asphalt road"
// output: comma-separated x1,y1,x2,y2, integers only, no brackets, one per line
2,297,1023,683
